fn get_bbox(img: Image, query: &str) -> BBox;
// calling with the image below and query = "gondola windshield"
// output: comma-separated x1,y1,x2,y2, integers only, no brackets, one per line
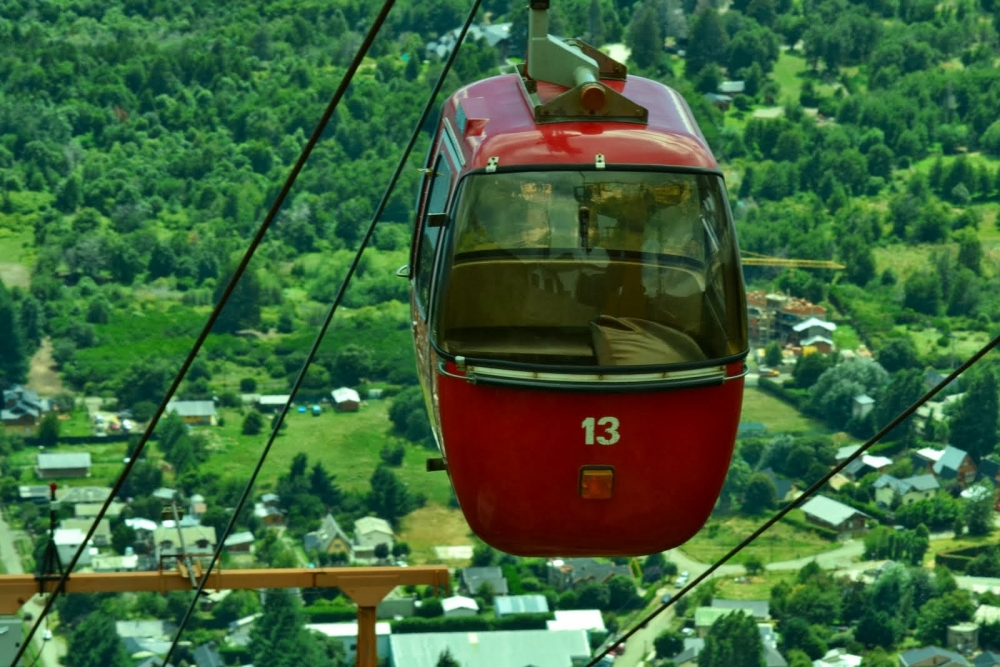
433,170,747,368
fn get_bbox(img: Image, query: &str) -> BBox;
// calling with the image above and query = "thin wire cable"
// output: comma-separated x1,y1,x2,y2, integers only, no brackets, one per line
7,4,399,665
586,335,1000,666
158,3,483,664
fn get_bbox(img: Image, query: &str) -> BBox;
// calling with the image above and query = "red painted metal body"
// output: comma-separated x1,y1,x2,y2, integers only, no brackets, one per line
408,71,746,556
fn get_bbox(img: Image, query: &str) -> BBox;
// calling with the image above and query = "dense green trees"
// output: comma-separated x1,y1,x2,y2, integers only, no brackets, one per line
0,280,29,385
65,613,130,667
249,589,345,667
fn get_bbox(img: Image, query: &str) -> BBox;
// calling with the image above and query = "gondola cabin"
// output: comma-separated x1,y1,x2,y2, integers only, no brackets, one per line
402,1,749,556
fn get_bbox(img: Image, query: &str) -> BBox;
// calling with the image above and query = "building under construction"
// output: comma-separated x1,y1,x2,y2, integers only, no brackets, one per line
747,291,829,347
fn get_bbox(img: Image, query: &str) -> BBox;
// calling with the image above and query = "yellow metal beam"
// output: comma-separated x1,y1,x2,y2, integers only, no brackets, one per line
742,257,845,270
0,566,450,667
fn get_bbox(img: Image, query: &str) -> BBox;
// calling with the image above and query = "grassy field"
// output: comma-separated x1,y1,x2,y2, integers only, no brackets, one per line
398,504,474,564
740,387,827,433
683,512,835,564
712,569,798,600
0,228,32,288
204,401,453,505
894,325,990,359
872,243,944,279
832,324,862,351
769,51,838,105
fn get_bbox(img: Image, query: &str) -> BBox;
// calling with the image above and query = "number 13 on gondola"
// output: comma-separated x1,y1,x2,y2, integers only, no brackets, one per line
582,416,620,445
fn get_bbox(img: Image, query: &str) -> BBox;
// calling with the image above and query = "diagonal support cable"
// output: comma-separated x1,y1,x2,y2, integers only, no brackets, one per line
158,2,483,665
8,2,400,665
587,336,1000,666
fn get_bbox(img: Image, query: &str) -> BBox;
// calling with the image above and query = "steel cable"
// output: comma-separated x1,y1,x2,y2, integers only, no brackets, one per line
7,2,399,664
158,2,482,664
586,334,1000,666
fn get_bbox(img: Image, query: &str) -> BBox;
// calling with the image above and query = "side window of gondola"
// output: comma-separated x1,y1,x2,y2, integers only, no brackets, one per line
415,154,452,313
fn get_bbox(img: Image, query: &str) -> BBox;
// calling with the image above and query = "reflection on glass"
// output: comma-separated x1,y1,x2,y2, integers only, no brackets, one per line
434,171,748,367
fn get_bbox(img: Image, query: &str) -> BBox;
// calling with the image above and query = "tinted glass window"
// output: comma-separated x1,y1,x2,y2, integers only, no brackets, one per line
415,155,452,311
433,170,747,367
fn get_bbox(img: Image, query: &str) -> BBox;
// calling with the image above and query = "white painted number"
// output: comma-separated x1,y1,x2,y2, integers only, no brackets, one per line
582,416,621,445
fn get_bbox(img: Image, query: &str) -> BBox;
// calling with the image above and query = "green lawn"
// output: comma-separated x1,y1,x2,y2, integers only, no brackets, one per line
682,511,835,564
712,569,798,600
895,325,990,360
204,400,453,505
832,324,862,351
769,51,838,105
740,387,826,433
872,243,943,279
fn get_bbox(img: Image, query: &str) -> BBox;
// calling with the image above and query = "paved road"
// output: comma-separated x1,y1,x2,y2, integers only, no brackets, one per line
0,509,67,667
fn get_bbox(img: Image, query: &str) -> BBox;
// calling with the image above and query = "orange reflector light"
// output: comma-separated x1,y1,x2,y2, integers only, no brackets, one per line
580,83,606,112
580,467,614,500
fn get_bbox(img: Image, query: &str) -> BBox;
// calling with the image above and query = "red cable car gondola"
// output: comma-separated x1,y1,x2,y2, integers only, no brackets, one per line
401,0,749,557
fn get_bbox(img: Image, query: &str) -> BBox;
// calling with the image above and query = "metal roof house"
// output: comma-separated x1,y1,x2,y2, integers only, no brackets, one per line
166,400,217,425
37,452,91,479
494,594,550,617
331,387,361,412
388,629,590,667
799,495,871,538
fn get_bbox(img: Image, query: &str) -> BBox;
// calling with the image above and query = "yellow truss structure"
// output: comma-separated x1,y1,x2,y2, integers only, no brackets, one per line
0,565,451,667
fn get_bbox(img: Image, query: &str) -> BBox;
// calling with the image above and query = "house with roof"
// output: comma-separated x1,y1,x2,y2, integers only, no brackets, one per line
19,485,50,503
719,80,746,95
192,644,225,667
873,474,940,508
166,400,216,425
223,531,255,553
898,646,970,666
303,514,353,559
494,594,550,617
546,557,632,591
256,395,291,413
61,518,111,547
92,553,140,572
75,501,125,519
254,500,284,526
813,648,862,666
799,495,871,538
852,394,875,420
388,628,590,667
152,525,217,565
974,651,1000,667
442,595,479,617
377,597,417,619
762,468,799,503
307,621,392,664
116,620,177,640
53,528,93,566
711,599,770,621
226,613,261,647
332,387,361,412
791,317,836,348
37,452,91,478
948,622,979,653
836,445,861,462
2,384,49,434
695,607,754,637
916,445,977,486
189,493,207,519
842,454,892,481
461,566,509,596
546,609,605,634
424,22,513,61
0,617,23,667
354,517,393,550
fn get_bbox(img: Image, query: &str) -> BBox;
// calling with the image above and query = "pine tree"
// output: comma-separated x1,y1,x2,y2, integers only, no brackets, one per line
65,613,131,667
250,589,339,667
0,279,28,385
437,648,462,667
950,369,1000,462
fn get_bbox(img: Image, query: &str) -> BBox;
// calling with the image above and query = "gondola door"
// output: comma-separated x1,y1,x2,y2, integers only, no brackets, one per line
411,147,455,452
